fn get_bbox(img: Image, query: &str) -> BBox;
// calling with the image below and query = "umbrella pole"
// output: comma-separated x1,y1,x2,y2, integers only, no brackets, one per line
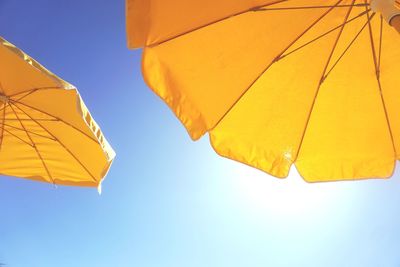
371,0,400,32
390,15,400,32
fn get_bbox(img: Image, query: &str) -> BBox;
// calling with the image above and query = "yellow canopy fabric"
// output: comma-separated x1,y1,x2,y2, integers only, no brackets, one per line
0,36,115,189
127,0,400,181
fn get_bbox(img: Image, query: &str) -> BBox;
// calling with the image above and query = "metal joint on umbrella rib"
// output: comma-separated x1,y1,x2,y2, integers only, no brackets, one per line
376,70,381,80
274,55,285,62
249,6,264,12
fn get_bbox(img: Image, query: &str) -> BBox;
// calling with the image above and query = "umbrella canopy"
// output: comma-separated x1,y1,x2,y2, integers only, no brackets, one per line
0,36,115,189
127,0,400,181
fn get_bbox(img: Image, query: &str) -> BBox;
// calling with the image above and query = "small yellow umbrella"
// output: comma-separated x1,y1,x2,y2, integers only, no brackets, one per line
127,0,400,181
0,36,115,189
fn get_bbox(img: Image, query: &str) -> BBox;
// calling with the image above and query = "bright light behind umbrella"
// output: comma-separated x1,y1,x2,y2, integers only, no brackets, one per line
230,165,344,216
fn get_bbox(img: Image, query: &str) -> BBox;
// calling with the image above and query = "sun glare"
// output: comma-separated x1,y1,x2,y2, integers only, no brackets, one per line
230,165,344,217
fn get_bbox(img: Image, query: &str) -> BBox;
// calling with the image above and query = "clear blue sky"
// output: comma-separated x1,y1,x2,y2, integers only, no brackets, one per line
1,1,400,266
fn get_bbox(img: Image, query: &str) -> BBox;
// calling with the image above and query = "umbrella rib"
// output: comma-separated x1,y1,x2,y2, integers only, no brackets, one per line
0,87,58,115
294,0,355,162
378,15,383,75
6,88,59,113
324,13,375,80
149,1,368,47
2,128,34,147
0,101,11,114
3,123,56,141
10,102,98,182
10,99,99,144
150,0,290,47
0,88,43,115
8,104,34,147
364,8,397,157
0,87,66,117
279,9,369,61
0,104,5,151
10,89,40,102
210,0,344,133
4,118,58,121
8,86,61,98
0,81,5,95
8,103,55,184
257,3,367,11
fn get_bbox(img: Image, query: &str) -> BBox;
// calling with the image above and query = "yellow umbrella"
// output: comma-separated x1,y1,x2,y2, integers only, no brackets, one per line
0,36,115,190
127,0,400,182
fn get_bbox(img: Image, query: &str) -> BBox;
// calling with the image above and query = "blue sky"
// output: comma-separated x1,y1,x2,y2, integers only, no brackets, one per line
1,1,400,266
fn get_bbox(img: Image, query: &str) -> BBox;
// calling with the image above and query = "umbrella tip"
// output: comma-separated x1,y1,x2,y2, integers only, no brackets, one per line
97,183,102,195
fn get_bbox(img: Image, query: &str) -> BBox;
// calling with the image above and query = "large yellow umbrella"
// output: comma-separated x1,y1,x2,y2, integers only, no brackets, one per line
0,36,115,189
127,0,400,181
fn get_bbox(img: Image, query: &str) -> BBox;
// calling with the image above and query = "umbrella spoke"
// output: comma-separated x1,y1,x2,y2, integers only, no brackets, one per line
320,0,356,83
364,6,397,156
150,1,369,47
4,118,58,121
10,99,99,144
255,3,367,11
8,103,54,183
0,81,5,95
10,102,98,182
8,86,61,98
365,7,380,75
0,101,11,114
211,0,344,133
2,128,34,148
151,0,290,47
278,9,370,61
10,89,39,101
324,13,376,81
0,105,6,151
6,88,57,114
294,0,355,161
8,104,34,145
3,123,57,141
378,15,383,76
